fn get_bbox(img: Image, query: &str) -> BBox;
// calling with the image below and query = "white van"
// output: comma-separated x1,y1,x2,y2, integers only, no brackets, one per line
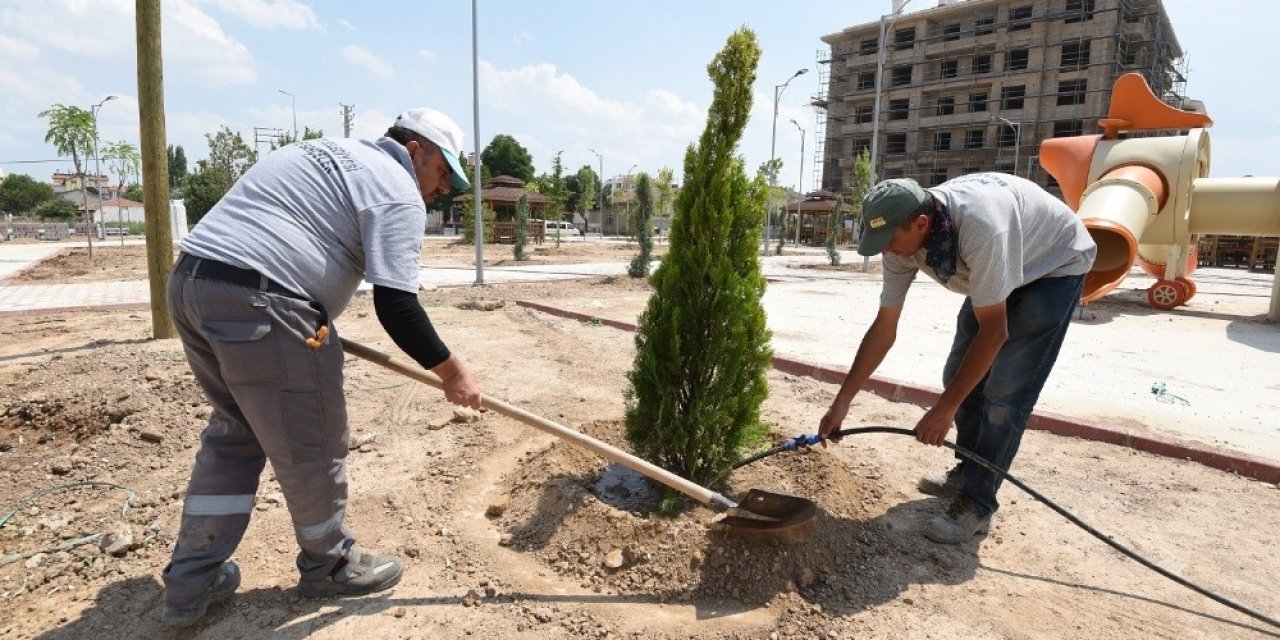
543,220,581,237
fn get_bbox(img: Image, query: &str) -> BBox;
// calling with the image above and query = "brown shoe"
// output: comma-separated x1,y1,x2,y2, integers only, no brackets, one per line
923,496,991,545
917,462,965,498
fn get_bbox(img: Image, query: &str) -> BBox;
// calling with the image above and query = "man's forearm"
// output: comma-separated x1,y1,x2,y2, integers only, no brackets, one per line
835,321,896,406
937,324,1006,410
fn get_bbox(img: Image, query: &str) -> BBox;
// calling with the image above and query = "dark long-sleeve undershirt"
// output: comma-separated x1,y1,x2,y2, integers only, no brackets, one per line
373,285,451,370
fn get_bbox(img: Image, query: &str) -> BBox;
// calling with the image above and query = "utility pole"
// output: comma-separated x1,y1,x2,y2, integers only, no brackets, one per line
136,0,175,338
253,127,284,156
340,103,354,138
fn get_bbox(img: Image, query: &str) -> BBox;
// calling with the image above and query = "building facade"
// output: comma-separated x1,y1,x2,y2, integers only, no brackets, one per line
816,0,1188,196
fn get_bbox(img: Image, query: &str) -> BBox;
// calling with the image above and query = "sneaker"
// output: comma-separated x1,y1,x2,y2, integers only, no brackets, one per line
297,548,404,598
923,496,992,545
917,462,965,498
162,561,241,627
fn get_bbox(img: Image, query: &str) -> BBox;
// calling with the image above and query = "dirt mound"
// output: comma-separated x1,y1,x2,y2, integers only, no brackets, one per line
490,418,960,616
11,246,156,284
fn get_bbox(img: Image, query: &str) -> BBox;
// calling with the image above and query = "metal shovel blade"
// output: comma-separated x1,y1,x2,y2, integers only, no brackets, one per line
717,489,817,531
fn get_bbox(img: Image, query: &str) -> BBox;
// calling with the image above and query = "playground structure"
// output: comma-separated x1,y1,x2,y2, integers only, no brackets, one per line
1040,73,1280,313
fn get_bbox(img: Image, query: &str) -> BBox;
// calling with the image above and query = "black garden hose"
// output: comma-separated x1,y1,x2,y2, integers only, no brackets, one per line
734,426,1279,630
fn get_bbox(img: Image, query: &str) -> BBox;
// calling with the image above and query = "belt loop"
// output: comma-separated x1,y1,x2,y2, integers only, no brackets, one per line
258,274,269,293
192,257,203,275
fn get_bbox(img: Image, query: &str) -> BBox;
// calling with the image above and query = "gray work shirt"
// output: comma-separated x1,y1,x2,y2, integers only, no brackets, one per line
181,137,426,317
880,173,1096,308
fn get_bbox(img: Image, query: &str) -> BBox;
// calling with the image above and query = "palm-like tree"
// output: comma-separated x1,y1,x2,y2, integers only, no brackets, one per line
102,140,141,239
38,104,96,235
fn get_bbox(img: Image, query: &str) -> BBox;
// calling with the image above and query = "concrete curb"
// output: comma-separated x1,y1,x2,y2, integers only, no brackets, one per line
0,302,150,318
515,299,1280,484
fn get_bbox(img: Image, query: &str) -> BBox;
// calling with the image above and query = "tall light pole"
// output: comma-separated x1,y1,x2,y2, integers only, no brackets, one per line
471,0,484,284
88,95,117,258
625,163,637,238
869,0,915,185
767,67,808,254
278,88,297,140
790,118,805,245
588,147,603,235
992,116,1022,177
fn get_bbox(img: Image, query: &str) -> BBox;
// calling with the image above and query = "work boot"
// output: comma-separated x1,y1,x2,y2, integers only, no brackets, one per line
923,496,991,545
297,548,404,598
917,462,965,498
162,560,241,627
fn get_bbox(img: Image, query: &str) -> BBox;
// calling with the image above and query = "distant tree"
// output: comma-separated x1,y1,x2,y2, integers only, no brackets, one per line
625,28,771,489
627,172,654,278
38,103,95,227
204,126,258,179
480,134,534,183
183,165,232,226
826,196,843,266
461,199,496,244
183,126,258,225
35,197,78,220
514,193,531,261
0,174,58,215
123,183,144,203
546,152,568,247
167,144,188,193
271,126,324,150
102,140,141,232
844,148,873,225
654,166,675,217
575,165,598,215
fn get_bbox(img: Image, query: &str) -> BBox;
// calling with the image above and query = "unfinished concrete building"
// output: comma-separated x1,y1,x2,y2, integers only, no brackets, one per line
814,0,1190,196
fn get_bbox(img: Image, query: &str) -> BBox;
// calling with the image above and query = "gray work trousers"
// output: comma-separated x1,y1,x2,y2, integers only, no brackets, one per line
162,264,352,605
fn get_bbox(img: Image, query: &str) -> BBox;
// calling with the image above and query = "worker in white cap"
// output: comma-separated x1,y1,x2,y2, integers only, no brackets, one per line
162,107,481,626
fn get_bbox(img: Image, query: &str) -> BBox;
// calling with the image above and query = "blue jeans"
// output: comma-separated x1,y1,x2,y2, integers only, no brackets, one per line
943,274,1084,517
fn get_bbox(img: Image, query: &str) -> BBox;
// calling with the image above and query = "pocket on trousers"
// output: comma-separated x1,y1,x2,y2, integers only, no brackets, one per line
202,317,285,386
279,390,340,464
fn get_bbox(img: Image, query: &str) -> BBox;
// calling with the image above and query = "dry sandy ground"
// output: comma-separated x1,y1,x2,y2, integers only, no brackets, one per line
1,245,1278,639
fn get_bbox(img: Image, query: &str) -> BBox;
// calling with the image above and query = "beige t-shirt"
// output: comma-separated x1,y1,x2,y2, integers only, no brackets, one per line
880,173,1096,308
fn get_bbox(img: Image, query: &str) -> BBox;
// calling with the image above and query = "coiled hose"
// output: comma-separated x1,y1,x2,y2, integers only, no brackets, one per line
734,426,1279,630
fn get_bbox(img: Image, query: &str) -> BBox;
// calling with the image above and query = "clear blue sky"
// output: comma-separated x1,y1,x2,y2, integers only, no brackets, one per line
1,0,1276,192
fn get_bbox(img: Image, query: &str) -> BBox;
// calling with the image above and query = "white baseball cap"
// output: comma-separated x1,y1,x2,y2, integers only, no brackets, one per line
393,107,470,190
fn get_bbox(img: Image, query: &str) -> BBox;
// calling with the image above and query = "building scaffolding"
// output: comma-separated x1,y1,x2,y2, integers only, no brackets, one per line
819,0,1190,195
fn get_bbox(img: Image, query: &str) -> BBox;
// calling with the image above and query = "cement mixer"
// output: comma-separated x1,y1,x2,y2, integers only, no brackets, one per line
1040,73,1280,311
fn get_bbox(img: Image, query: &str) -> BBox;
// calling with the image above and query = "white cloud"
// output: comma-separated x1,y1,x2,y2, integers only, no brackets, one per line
0,32,38,60
351,108,397,140
478,60,703,173
335,17,356,32
513,30,532,45
202,0,323,31
416,49,438,64
167,0,259,86
342,45,395,80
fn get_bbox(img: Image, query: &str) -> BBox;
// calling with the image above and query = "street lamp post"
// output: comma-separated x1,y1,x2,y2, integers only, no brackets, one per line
869,0,915,185
992,116,1022,177
88,95,117,258
790,118,805,245
588,148,603,235
278,88,297,140
767,68,808,254
625,164,637,238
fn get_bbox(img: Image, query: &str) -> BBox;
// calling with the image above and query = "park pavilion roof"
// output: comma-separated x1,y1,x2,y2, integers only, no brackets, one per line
455,175,550,207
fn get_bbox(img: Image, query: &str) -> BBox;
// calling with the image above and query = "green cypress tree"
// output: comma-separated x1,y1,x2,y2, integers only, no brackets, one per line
627,172,654,278
625,28,771,488
514,193,531,261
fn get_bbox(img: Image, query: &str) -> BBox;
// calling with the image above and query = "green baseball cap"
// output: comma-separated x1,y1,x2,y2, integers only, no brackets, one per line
857,178,928,256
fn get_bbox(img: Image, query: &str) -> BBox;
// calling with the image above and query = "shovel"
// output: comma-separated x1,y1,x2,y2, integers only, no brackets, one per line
341,338,816,532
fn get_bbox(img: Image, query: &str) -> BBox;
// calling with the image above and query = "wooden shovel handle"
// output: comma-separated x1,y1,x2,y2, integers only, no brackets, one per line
340,338,734,511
